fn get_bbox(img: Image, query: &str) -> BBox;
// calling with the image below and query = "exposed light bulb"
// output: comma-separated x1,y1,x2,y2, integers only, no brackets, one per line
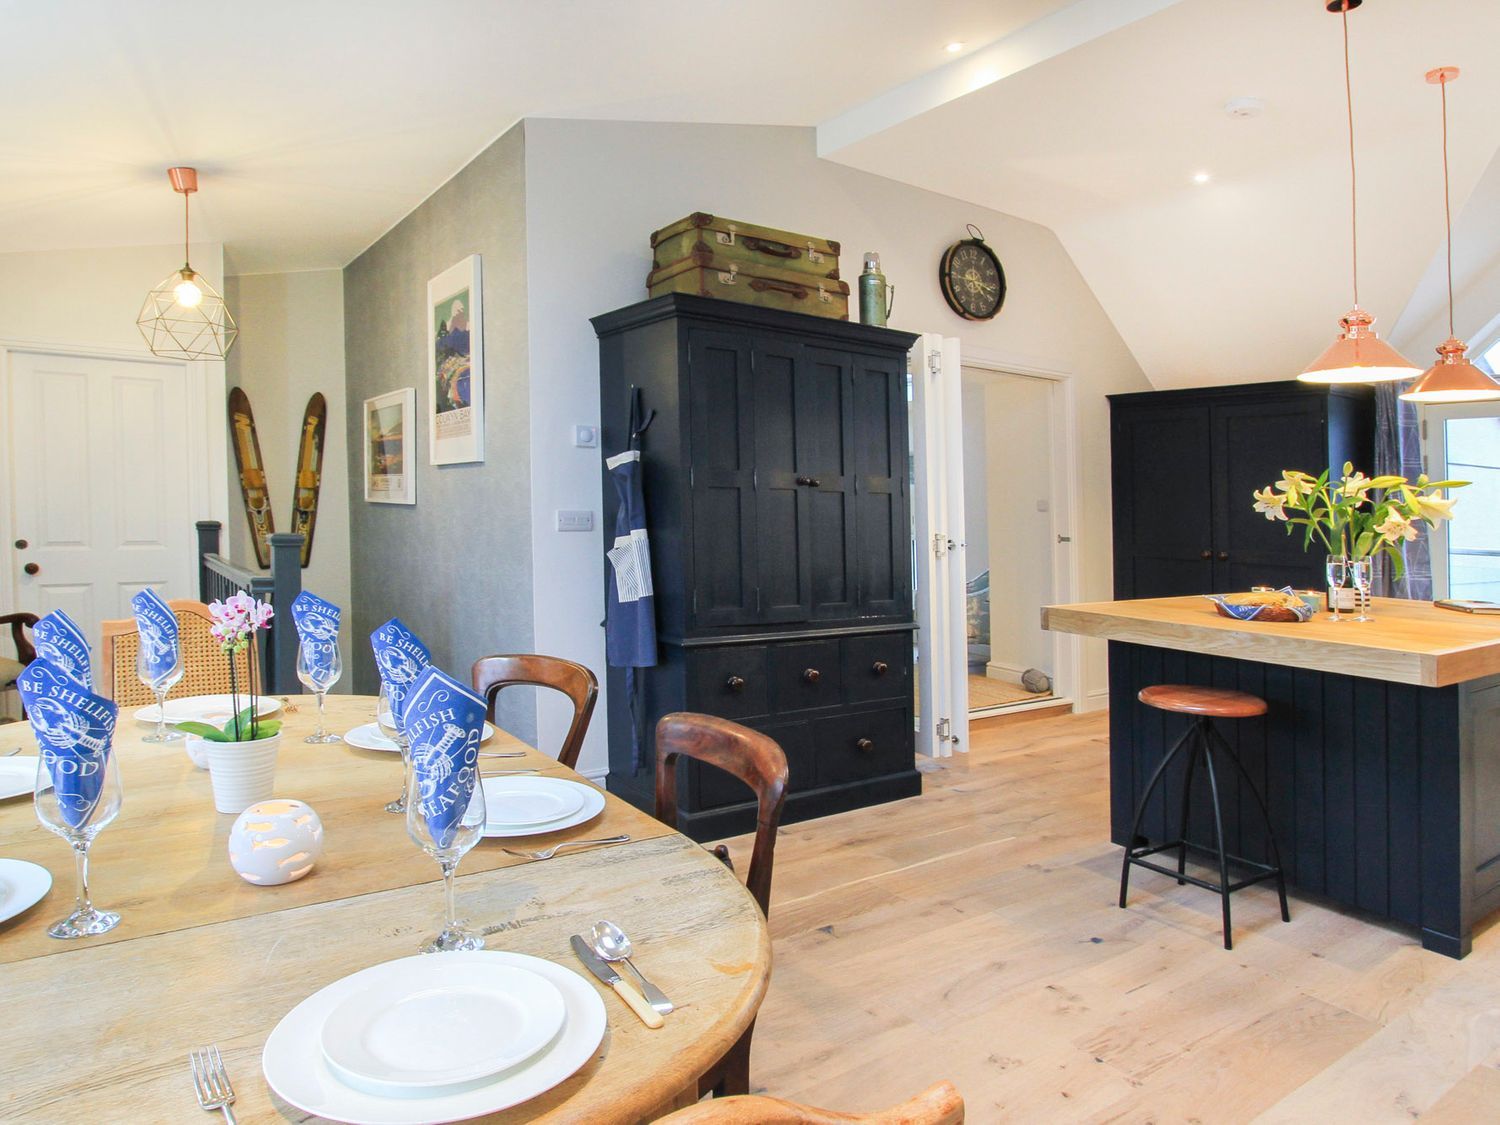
945,41,964,53
174,270,203,308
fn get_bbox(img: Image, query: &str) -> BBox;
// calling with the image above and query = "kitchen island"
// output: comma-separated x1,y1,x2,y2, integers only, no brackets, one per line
1043,595,1500,958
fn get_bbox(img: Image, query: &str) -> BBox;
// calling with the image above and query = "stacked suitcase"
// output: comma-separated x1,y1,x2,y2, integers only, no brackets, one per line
647,213,848,320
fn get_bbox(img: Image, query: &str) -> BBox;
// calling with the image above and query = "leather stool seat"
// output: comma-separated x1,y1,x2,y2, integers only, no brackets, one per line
1138,684,1267,719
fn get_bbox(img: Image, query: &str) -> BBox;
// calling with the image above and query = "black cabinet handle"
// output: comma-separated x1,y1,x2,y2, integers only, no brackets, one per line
856,737,874,753
23,562,40,576
726,675,746,692
1200,549,1212,560
871,661,889,676
802,668,821,684
795,476,821,487
1217,551,1229,561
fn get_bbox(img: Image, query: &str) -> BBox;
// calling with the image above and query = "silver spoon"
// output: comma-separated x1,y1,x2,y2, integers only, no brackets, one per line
590,920,674,1014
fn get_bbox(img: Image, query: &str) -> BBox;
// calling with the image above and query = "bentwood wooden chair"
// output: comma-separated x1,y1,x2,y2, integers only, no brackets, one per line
655,712,789,1097
471,655,598,770
658,1081,964,1124
99,599,254,707
0,612,38,720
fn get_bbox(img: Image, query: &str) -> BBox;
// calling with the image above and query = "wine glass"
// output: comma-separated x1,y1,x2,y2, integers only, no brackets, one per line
377,683,411,814
35,751,123,938
296,639,343,743
1350,557,1374,622
1325,555,1349,623
405,755,487,953
137,645,184,743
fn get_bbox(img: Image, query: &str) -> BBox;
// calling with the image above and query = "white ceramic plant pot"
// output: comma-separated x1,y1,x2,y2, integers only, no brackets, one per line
205,733,282,815
183,734,211,770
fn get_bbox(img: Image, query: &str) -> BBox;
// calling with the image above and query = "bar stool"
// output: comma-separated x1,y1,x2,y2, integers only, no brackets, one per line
1119,684,1290,949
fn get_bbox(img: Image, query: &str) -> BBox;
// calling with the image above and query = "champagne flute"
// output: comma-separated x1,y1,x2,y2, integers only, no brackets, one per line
1325,555,1349,623
377,683,411,814
138,646,184,744
405,755,487,953
296,639,343,743
1350,557,1373,622
35,751,123,938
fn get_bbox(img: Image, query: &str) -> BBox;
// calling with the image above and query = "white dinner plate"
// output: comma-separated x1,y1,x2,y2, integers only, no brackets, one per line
345,721,496,753
0,757,48,801
481,777,605,839
263,951,606,1125
483,777,586,828
0,858,52,924
132,694,281,727
320,960,566,1095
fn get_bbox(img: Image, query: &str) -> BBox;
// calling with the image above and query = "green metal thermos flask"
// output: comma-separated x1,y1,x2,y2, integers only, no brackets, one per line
859,252,894,327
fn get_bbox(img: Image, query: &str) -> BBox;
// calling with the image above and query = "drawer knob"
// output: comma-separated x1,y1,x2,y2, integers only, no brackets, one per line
856,737,874,753
795,476,822,488
802,668,821,684
726,675,746,692
871,661,889,676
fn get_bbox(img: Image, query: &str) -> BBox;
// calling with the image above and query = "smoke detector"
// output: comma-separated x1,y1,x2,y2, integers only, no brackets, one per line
1224,97,1266,119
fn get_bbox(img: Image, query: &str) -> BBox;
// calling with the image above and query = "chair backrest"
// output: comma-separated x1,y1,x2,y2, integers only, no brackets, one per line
471,654,598,770
100,599,254,706
656,1081,964,1124
1,613,38,668
655,712,788,918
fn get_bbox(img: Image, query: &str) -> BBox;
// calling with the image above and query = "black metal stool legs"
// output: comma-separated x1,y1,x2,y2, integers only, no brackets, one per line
1118,719,1199,910
1205,723,1291,924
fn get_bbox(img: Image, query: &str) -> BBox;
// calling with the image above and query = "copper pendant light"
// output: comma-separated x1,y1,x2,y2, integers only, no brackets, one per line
1300,0,1421,384
137,167,238,360
1401,68,1500,403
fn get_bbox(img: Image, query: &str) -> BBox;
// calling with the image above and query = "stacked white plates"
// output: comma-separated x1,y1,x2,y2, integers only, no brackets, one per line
263,951,606,1124
0,859,52,925
0,756,47,801
344,721,496,753
132,694,281,727
480,777,604,839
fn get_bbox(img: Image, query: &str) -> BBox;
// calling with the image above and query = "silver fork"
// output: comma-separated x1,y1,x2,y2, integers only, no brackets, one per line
190,1045,237,1123
502,834,631,860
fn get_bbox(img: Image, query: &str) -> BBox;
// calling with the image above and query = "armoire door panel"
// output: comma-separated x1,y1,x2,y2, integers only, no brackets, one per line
688,330,757,625
852,356,909,615
1111,404,1214,597
799,348,856,619
753,340,812,622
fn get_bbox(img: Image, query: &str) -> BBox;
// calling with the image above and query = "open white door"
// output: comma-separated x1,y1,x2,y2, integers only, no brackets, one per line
910,334,968,758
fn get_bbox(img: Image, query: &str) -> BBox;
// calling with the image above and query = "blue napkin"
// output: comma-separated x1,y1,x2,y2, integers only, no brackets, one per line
291,591,341,680
16,659,117,829
369,618,431,726
130,589,180,683
403,664,486,849
32,610,92,690
1206,587,1314,623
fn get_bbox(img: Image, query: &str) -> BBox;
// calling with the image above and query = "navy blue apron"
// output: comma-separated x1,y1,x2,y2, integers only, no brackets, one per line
605,393,658,771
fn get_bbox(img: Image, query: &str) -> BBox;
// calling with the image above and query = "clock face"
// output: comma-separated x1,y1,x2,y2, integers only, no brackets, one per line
940,239,1006,320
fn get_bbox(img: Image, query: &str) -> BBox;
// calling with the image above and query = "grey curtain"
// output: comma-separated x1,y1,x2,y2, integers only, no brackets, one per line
1372,382,1433,599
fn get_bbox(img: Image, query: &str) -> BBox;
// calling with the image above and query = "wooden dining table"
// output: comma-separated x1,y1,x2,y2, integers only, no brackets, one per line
0,694,770,1123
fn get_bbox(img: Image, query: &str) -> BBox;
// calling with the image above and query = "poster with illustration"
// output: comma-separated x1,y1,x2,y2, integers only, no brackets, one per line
364,388,415,504
427,254,485,465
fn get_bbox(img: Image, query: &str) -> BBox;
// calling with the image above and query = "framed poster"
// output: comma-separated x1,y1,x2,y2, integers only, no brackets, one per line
364,388,416,504
427,254,485,465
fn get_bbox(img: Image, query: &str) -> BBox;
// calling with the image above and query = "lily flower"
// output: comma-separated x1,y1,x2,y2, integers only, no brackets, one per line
1375,511,1418,543
1252,486,1288,521
1341,471,1374,496
1276,471,1316,498
1414,493,1457,524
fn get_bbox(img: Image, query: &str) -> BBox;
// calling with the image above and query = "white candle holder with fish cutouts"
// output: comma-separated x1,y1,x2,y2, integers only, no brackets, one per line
228,799,324,886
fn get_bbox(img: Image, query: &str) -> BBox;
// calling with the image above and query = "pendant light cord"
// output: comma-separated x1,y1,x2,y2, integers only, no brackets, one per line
1441,75,1454,337
183,189,191,269
1342,4,1359,309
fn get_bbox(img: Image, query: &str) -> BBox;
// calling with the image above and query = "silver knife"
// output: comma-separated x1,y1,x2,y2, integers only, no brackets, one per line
570,934,664,1028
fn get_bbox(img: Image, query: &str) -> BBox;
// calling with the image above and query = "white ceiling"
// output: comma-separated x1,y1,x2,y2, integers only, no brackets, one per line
821,0,1500,386
0,0,1071,273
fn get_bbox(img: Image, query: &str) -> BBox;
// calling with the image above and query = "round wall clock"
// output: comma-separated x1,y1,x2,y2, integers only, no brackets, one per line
939,226,1006,320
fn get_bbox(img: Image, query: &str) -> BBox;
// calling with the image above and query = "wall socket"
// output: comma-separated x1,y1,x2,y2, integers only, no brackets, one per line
573,424,599,448
555,509,594,532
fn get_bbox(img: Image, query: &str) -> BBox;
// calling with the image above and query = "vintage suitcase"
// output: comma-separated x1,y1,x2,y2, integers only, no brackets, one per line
650,213,841,280
647,252,851,320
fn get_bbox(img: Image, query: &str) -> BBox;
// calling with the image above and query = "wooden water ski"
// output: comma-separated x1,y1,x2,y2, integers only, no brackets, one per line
228,387,275,569
292,392,327,567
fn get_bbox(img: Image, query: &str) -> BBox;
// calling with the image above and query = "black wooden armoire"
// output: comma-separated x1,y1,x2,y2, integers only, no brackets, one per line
1109,381,1374,598
594,294,920,840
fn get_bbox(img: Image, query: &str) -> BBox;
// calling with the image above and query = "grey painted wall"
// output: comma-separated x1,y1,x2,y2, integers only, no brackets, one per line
343,122,534,742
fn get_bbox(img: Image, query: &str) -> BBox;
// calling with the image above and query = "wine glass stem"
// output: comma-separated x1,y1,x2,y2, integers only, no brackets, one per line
315,691,327,738
154,688,167,741
72,840,93,915
442,860,458,932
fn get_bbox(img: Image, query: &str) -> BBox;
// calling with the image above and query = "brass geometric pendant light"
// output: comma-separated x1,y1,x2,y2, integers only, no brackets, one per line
137,167,238,360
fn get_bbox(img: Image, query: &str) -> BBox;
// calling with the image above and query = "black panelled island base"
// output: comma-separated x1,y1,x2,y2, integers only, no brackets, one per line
594,295,921,840
1044,595,1500,958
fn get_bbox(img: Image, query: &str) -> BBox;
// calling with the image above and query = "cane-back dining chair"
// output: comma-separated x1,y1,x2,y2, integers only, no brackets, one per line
99,599,254,707
655,712,789,1098
0,612,38,720
470,654,598,769
658,1081,965,1125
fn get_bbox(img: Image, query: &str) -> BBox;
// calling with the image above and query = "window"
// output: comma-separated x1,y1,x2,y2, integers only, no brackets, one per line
1427,402,1500,600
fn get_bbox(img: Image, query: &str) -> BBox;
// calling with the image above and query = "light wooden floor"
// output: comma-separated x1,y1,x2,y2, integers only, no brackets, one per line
712,710,1500,1122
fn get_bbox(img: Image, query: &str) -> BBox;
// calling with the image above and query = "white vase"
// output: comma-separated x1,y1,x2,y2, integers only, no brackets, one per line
183,734,211,770
205,734,282,815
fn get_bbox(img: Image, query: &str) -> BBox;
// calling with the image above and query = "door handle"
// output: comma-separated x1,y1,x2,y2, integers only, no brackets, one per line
795,476,821,488
23,562,40,576
1217,551,1229,561
1200,550,1213,560
13,539,27,550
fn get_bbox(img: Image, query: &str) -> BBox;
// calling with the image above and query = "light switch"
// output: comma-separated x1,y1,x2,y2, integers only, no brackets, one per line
555,509,594,532
573,424,599,448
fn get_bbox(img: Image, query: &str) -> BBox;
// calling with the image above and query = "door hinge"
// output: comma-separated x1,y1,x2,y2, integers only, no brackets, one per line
935,717,960,745
933,533,953,558
927,352,941,376
1421,417,1428,441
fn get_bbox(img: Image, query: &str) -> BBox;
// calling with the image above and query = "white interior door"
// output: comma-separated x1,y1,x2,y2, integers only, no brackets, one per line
8,351,196,649
910,334,968,757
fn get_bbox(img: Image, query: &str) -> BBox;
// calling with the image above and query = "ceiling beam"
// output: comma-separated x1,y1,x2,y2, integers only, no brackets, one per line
817,0,1186,158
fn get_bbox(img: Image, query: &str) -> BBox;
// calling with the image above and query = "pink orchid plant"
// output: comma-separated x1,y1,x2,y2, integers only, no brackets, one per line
180,592,280,743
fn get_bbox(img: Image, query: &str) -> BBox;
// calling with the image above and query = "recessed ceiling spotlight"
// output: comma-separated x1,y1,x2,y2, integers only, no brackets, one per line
1224,96,1265,119
1193,171,1212,184
945,41,965,53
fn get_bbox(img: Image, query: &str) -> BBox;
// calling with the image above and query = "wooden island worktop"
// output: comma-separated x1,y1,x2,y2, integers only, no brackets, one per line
1045,595,1500,958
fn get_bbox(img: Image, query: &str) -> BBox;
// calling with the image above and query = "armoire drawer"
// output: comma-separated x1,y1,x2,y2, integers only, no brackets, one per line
769,640,842,715
686,645,768,720
814,705,912,787
842,632,911,704
691,717,816,809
